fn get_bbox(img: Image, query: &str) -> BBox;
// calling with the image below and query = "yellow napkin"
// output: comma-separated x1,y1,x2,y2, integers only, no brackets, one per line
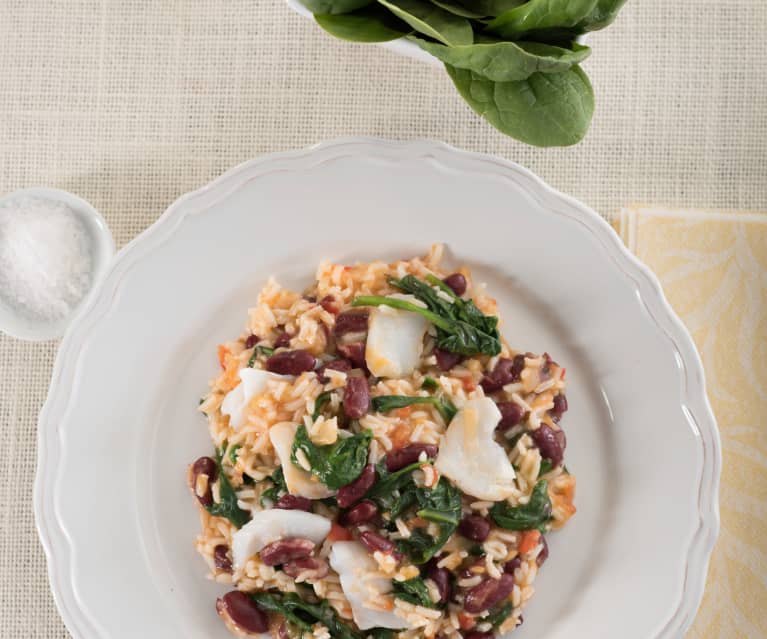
615,206,767,638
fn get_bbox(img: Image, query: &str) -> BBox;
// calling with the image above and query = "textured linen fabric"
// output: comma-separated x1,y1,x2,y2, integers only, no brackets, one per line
0,1,765,637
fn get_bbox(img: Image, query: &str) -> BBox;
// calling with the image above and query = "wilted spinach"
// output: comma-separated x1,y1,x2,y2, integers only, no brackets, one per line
291,424,372,489
352,274,501,356
392,577,437,607
312,390,334,421
490,480,552,531
260,467,288,506
250,591,361,639
371,393,457,423
486,602,513,628
397,478,462,564
205,449,250,528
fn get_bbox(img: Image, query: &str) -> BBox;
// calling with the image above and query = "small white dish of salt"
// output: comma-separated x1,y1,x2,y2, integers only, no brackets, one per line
0,187,114,341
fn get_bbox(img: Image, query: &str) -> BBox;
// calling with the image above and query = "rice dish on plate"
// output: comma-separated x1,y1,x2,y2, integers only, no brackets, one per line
189,245,575,639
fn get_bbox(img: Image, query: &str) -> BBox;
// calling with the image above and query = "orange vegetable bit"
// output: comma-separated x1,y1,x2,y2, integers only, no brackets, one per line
328,522,353,542
518,529,541,555
217,344,229,370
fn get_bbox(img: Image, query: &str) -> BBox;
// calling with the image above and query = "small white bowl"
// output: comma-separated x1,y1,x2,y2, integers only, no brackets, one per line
0,187,114,341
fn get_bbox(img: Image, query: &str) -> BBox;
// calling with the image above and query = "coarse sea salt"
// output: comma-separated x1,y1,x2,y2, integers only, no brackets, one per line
0,196,93,322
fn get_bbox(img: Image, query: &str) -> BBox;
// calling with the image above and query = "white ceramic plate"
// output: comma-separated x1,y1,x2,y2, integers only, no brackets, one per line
35,138,720,639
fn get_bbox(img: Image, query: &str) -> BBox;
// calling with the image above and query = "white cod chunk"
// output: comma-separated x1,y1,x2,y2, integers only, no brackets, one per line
221,368,292,430
269,422,335,500
329,541,410,630
231,509,331,570
365,294,429,378
434,397,516,501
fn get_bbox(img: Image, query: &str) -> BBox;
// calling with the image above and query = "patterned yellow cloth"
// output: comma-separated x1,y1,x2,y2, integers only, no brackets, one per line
615,206,767,638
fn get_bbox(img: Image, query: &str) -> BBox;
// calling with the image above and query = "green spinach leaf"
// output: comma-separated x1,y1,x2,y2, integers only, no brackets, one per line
410,36,591,82
445,64,594,147
371,394,457,423
250,591,362,639
312,390,334,421
291,424,372,489
490,480,552,531
429,0,486,18
392,577,437,607
353,274,500,356
206,450,250,528
397,478,461,564
486,602,513,628
260,467,287,506
300,0,372,14
377,0,473,46
367,630,396,639
228,444,241,465
316,4,413,42
367,460,424,508
538,459,553,476
485,0,597,39
421,377,439,391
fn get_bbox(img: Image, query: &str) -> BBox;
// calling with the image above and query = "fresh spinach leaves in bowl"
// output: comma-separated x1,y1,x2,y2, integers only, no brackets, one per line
299,0,628,146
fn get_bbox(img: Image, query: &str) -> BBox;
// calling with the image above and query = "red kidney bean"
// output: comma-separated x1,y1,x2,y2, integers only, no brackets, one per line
333,310,369,336
213,544,232,572
317,358,352,382
343,376,370,419
244,334,260,349
458,515,491,542
551,394,568,422
463,633,494,639
336,464,376,508
426,564,451,604
503,556,521,574
385,443,438,472
536,536,549,567
530,424,563,466
259,538,315,566
555,427,566,453
274,331,292,348
480,355,525,393
319,295,340,315
282,557,329,580
358,531,399,558
443,273,467,296
266,349,316,375
340,500,378,526
274,494,312,511
189,457,218,507
435,347,463,371
495,401,524,431
337,341,366,369
463,573,514,613
216,591,268,634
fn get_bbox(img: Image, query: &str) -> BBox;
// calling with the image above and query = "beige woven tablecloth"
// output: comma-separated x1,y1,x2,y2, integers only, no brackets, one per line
1,1,765,637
